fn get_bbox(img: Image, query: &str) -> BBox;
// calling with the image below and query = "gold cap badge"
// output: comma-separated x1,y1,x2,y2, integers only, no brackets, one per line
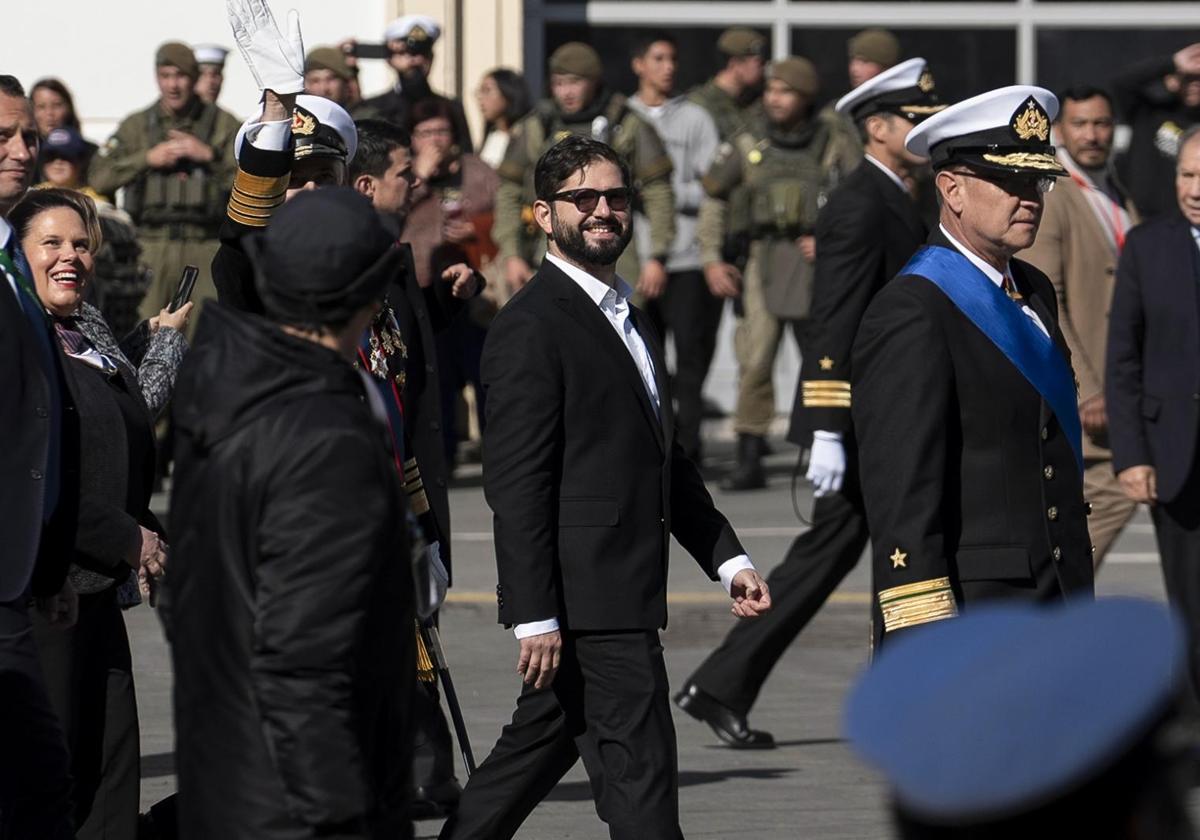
918,69,935,93
291,109,317,137
1011,97,1049,143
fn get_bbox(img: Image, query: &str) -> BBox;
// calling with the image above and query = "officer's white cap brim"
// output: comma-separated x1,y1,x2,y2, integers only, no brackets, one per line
905,84,1059,159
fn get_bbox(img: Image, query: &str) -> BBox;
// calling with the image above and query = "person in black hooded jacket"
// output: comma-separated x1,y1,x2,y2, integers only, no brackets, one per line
164,186,414,840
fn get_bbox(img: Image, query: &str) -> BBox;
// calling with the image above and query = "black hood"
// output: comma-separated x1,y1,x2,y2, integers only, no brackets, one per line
172,303,365,450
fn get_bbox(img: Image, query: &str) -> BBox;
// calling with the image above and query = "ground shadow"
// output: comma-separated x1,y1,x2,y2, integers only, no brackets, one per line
545,766,793,802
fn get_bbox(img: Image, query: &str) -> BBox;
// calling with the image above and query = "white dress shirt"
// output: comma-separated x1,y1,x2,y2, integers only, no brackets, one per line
1,218,19,299
939,225,1049,338
514,254,755,639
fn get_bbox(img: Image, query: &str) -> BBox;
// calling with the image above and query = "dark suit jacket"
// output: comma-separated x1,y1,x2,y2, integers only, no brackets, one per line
1106,215,1200,503
357,89,473,154
0,270,78,601
852,231,1093,638
481,261,745,631
788,159,925,443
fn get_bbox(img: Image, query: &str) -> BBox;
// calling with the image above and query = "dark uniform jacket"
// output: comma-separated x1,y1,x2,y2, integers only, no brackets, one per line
852,230,1094,640
1112,56,1200,221
788,159,925,444
0,252,79,601
1106,215,1200,503
166,304,413,839
211,141,457,573
482,261,745,630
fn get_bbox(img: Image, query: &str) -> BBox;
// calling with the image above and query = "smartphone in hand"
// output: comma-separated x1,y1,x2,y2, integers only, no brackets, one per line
169,265,199,313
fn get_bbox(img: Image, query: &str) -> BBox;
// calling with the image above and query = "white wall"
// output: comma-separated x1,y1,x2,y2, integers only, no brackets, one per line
7,0,403,141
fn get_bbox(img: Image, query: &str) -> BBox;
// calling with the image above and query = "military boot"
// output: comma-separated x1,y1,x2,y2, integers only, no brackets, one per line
721,433,766,491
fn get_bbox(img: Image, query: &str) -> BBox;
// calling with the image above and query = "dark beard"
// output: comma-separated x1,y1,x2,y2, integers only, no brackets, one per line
550,208,632,268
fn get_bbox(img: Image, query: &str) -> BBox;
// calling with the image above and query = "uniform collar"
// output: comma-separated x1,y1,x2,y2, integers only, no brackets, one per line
938,223,1010,288
865,154,909,194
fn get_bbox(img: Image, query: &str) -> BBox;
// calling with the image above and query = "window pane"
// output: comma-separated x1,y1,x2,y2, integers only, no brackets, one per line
791,28,1016,107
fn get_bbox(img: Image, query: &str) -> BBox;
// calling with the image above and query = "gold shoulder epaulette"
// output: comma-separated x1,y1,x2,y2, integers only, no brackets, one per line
879,577,957,633
226,167,288,228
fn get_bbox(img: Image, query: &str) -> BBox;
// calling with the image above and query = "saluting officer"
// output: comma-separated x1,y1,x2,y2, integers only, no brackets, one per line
675,59,943,747
89,43,240,328
853,86,1094,644
494,41,676,295
697,57,860,491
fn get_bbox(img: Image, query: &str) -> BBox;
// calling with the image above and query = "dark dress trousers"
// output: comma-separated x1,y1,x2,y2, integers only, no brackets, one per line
1106,215,1200,690
688,160,925,714
852,230,1094,644
0,244,77,840
440,261,745,840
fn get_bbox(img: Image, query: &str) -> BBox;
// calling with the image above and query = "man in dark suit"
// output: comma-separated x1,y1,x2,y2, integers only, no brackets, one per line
440,136,771,840
0,74,76,839
675,59,943,747
853,86,1094,644
1107,124,1200,695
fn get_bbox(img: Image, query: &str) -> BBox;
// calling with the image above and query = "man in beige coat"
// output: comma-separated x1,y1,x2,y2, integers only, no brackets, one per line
1022,86,1138,566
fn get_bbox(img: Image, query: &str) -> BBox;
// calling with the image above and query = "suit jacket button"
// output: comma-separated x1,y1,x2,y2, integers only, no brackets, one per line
1047,506,1058,521
30,469,43,480
35,406,48,418
1043,465,1054,480
1052,546,1062,561
1041,426,1049,441
1085,501,1093,516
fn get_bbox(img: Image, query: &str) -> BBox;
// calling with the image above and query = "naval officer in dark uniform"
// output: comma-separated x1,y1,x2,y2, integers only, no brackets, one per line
853,86,1094,643
674,58,944,747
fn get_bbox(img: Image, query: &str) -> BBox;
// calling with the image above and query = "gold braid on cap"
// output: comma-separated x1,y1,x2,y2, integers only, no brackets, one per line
980,152,1065,172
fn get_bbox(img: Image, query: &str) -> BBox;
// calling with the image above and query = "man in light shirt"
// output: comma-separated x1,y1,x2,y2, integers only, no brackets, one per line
441,135,771,840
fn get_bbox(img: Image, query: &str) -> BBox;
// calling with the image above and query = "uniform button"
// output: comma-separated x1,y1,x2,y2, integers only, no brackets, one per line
1084,501,1093,516
30,469,43,480
436,477,446,487
1041,426,1049,441
431,421,441,431
426,364,435,374
35,406,48,418
1052,546,1062,561
1047,506,1058,521
1043,465,1054,480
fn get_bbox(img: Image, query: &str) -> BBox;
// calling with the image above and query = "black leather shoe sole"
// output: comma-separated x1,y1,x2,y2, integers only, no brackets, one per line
674,683,776,749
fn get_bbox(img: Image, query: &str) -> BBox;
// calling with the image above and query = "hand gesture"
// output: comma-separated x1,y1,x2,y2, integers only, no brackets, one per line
730,569,771,619
637,258,668,300
151,301,194,334
166,130,214,164
1118,465,1157,505
146,140,183,169
227,0,305,94
796,235,816,264
517,630,562,689
1174,44,1200,77
442,263,480,299
704,261,741,298
806,433,846,497
442,217,477,244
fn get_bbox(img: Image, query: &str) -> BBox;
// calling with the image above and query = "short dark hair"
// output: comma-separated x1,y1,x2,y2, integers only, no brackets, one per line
406,97,460,143
534,135,631,202
484,68,532,132
1056,86,1114,119
350,119,411,181
0,75,26,99
9,188,103,253
631,30,677,60
29,78,81,131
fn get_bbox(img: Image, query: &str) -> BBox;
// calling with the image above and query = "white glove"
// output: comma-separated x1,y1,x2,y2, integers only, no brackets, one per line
806,431,846,497
227,0,305,95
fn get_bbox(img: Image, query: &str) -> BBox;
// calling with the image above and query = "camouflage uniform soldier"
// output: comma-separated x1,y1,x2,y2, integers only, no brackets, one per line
495,42,675,294
698,58,860,490
89,43,240,330
687,28,768,142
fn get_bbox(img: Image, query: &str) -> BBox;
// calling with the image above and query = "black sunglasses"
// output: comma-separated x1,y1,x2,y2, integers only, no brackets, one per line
949,169,1055,196
551,187,635,213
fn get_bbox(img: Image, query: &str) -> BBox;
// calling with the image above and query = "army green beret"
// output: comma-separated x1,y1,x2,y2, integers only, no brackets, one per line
156,42,198,80
306,46,355,82
717,27,767,58
548,42,602,81
847,28,901,68
768,57,820,98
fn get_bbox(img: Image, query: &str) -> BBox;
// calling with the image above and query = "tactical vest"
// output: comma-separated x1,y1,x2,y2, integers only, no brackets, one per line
736,118,839,240
522,96,645,192
124,102,226,231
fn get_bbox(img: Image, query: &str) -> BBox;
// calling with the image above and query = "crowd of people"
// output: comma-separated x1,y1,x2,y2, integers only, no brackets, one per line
4,0,1200,837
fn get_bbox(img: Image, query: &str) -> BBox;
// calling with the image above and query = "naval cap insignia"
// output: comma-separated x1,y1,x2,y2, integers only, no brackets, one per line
1011,97,1049,143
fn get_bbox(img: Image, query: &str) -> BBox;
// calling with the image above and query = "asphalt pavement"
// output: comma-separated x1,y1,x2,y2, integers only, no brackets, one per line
132,429,1168,839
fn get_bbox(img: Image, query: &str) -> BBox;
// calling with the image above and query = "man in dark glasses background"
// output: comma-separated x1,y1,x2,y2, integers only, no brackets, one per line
440,134,771,840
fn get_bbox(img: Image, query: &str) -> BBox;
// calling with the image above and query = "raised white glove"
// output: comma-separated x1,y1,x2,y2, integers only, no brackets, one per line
227,0,305,95
806,431,845,498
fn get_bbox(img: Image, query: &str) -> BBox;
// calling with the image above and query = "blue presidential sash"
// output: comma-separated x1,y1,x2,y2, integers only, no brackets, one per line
900,246,1084,472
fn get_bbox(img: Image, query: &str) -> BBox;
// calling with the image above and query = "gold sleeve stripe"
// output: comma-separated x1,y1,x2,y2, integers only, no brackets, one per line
879,577,957,633
803,381,851,408
803,397,851,408
233,169,289,199
227,205,274,228
230,190,285,210
228,196,279,218
802,381,851,391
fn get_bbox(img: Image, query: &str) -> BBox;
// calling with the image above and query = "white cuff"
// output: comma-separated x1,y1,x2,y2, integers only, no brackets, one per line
813,430,843,442
246,119,292,152
717,555,755,594
514,618,560,639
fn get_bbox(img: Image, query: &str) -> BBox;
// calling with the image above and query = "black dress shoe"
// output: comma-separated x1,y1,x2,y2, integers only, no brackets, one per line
674,682,775,749
410,777,463,820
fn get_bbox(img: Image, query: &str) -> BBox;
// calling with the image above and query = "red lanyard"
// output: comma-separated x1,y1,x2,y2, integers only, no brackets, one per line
1069,171,1126,254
